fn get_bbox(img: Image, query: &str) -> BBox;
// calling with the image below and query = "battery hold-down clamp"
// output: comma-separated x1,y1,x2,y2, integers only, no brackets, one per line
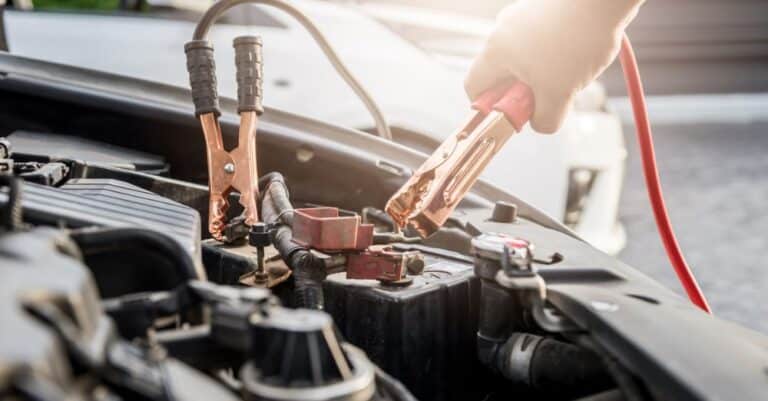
472,234,575,333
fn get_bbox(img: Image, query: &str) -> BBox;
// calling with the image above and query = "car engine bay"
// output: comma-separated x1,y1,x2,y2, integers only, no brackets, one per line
4,50,768,401
2,1,768,400
0,124,621,401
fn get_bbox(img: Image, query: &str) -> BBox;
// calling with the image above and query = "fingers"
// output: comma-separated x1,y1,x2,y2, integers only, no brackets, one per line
466,52,573,134
464,4,525,101
463,0,643,134
466,48,573,134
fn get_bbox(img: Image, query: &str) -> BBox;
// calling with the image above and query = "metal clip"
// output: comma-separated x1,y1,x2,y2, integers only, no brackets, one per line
186,36,264,241
385,81,534,237
200,111,260,241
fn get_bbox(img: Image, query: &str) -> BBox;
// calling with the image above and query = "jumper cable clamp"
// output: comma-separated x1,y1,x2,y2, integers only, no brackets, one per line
386,81,534,237
185,36,264,241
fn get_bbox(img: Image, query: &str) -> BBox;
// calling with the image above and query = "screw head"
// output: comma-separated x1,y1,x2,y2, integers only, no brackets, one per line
224,163,235,174
501,239,535,276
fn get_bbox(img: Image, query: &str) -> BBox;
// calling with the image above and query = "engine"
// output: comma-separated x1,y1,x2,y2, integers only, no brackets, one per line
0,130,630,401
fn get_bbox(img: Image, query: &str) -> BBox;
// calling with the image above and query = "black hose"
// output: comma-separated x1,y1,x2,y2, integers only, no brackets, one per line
575,336,648,401
271,224,326,309
528,337,613,394
258,172,294,225
591,353,646,401
258,173,325,310
0,175,23,231
483,332,613,398
374,366,419,401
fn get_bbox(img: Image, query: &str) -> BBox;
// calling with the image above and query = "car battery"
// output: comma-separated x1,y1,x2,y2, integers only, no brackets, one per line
323,253,482,401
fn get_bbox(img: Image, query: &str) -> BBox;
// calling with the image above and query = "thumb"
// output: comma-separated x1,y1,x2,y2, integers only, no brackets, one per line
529,88,576,134
464,54,509,101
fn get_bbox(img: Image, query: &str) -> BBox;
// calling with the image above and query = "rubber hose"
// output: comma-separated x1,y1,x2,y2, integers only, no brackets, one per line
529,337,613,394
374,365,419,401
258,173,325,309
575,335,647,401
485,333,613,398
259,172,295,225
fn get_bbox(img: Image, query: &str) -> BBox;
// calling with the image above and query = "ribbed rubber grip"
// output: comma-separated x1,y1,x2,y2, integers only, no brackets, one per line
184,40,220,116
233,36,264,115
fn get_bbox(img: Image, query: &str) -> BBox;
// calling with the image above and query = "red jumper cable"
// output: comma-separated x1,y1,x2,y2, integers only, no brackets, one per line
619,35,711,313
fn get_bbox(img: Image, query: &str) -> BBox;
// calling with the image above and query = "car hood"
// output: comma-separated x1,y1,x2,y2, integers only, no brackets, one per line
5,3,569,216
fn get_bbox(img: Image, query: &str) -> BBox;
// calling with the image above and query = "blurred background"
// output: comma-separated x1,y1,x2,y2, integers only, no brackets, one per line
3,0,767,332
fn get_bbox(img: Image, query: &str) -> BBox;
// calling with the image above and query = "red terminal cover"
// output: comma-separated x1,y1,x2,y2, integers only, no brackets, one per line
291,207,373,252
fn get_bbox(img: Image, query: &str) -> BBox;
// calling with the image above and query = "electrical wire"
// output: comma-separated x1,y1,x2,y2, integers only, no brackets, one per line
618,35,711,313
193,0,392,140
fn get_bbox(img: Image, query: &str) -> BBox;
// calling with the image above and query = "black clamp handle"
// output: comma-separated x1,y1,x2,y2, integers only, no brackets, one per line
184,40,220,116
233,36,264,115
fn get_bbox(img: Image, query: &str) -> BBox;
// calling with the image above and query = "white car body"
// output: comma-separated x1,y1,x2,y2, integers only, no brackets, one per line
5,0,626,253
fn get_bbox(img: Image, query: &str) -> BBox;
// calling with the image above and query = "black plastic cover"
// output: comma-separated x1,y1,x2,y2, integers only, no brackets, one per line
0,178,201,260
7,130,167,172
0,228,239,401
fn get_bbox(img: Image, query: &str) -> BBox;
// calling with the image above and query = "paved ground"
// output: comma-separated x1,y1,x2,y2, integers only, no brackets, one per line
618,121,768,333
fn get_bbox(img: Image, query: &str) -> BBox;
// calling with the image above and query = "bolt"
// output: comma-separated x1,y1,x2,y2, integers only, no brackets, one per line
224,163,235,174
500,239,536,277
491,201,518,223
405,254,425,275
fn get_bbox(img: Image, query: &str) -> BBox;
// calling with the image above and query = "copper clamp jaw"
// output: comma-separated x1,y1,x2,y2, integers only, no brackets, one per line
186,36,264,241
385,81,534,238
